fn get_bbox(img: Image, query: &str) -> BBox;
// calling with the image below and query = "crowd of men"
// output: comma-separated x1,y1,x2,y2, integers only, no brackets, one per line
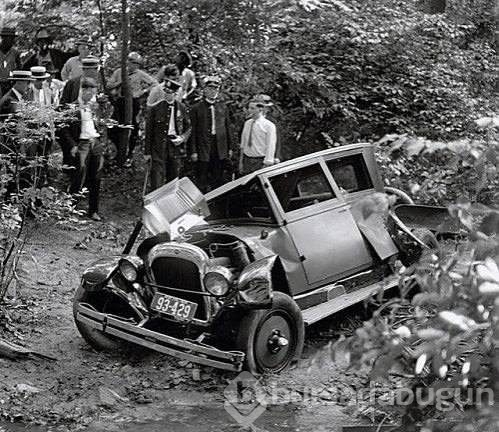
0,26,280,221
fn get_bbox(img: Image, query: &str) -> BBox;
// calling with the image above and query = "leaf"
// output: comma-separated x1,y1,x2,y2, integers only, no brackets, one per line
417,328,447,340
438,311,477,331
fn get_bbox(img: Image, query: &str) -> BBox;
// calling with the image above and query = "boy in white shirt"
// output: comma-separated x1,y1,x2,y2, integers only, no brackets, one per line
239,99,277,175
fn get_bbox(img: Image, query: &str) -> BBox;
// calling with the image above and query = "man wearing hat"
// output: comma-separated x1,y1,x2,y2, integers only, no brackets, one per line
0,70,33,118
59,55,102,105
59,56,110,190
60,77,108,220
22,28,70,81
0,27,22,98
107,51,157,163
147,64,183,107
29,66,53,107
189,75,233,192
60,38,93,81
239,97,277,175
144,64,191,191
253,93,282,163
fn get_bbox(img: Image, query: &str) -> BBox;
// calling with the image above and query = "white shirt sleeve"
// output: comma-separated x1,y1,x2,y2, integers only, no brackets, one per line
264,121,276,165
240,119,250,151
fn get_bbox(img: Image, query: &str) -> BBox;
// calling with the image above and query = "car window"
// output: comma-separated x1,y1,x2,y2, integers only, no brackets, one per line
269,163,336,213
207,178,274,222
326,154,373,193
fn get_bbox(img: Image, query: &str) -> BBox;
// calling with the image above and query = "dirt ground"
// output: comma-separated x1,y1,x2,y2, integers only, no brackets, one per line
0,165,401,431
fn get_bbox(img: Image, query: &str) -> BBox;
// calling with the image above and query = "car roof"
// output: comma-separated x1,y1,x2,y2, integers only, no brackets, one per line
206,142,373,200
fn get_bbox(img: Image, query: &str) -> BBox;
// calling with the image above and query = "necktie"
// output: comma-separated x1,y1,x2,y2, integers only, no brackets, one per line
210,104,216,135
168,104,176,135
247,119,256,147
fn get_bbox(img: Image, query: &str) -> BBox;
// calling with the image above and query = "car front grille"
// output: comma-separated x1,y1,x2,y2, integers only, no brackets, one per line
150,257,207,320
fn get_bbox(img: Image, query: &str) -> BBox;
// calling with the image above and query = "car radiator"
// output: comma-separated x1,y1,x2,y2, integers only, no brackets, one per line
150,257,208,321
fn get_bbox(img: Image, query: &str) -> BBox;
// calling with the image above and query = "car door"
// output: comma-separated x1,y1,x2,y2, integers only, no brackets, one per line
264,160,373,291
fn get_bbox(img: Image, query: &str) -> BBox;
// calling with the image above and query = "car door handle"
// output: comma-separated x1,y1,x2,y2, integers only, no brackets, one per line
338,208,350,213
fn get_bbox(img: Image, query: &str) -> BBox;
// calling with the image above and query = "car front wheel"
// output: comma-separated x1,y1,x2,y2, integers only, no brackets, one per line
236,292,304,374
73,285,126,352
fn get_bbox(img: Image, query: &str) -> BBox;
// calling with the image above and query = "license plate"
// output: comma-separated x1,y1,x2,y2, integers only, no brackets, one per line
150,293,197,321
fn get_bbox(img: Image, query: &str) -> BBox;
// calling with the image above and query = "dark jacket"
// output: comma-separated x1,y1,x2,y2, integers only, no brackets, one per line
0,88,22,118
189,99,233,162
59,76,82,106
60,104,108,153
145,100,191,162
22,48,71,80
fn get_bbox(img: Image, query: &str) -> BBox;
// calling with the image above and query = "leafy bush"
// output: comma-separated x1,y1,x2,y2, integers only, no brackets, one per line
0,103,80,300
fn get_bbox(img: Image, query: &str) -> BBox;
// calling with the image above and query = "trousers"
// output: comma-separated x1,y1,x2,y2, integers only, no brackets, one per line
71,138,104,214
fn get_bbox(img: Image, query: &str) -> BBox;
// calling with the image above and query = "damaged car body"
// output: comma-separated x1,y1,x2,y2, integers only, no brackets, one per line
74,143,456,373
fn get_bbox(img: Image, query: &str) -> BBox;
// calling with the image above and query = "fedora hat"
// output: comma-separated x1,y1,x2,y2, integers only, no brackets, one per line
9,71,34,81
30,66,51,80
0,27,16,37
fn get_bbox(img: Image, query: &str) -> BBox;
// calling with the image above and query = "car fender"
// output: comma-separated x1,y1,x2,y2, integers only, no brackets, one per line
236,255,285,308
81,255,122,291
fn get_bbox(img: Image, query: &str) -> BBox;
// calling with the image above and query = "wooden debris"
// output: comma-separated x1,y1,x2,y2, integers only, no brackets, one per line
0,337,57,361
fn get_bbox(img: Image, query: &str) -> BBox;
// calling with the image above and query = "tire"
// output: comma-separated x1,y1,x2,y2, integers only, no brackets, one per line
385,187,414,205
412,228,439,249
236,292,304,374
73,285,125,351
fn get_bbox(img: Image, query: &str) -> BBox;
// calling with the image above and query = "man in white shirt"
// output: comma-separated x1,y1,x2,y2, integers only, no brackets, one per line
60,38,93,81
61,77,107,221
239,99,277,175
30,66,52,107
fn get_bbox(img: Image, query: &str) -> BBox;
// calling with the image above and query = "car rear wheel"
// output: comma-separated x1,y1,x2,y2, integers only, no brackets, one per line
73,285,126,351
236,292,304,374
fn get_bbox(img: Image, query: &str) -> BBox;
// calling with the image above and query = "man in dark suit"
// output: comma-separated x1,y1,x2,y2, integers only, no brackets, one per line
58,56,107,173
189,76,233,192
0,70,33,119
60,77,110,220
59,55,102,106
144,68,191,191
22,28,71,81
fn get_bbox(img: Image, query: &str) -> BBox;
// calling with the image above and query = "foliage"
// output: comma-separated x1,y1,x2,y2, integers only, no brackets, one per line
4,0,496,162
0,103,80,300
375,122,498,206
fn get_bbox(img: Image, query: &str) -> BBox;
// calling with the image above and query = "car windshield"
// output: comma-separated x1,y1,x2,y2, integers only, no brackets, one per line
207,178,275,223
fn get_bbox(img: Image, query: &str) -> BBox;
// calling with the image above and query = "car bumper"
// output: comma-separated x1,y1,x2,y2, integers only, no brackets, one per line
75,303,245,372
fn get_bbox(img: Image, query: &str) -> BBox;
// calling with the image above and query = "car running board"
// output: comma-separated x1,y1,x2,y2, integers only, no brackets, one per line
301,274,399,326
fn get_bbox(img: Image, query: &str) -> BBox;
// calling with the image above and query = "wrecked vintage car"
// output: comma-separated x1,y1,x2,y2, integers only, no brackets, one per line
73,143,454,373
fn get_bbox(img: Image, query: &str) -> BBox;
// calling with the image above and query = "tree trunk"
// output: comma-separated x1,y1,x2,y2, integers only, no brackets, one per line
118,0,133,167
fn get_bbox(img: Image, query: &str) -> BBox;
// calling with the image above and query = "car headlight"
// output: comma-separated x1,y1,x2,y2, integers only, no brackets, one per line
204,267,233,297
118,258,142,283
